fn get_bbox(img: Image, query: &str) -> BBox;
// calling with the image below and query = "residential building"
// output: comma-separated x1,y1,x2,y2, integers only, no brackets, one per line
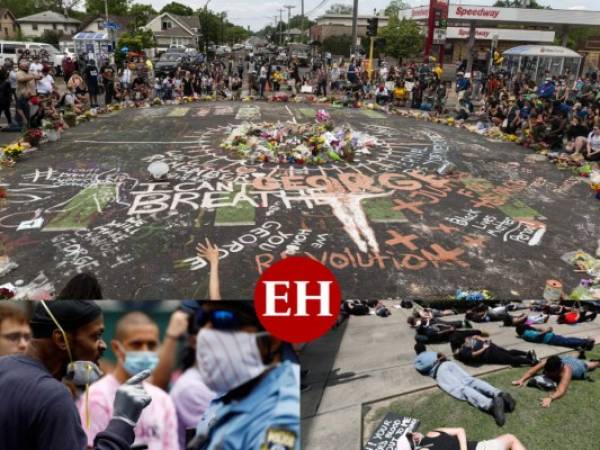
79,14,131,38
145,13,200,52
0,9,19,40
16,10,80,39
310,14,389,42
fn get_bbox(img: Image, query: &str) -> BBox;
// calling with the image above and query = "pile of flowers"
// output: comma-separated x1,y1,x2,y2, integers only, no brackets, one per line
220,111,377,165
2,142,26,160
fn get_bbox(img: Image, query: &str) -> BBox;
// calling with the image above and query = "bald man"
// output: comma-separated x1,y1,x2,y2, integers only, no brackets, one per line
0,303,31,357
79,311,178,450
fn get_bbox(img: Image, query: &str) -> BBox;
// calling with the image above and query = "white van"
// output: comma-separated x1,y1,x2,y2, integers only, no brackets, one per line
0,40,59,65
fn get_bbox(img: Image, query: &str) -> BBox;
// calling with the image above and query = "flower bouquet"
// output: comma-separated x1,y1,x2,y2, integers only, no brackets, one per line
23,128,43,146
0,186,6,208
3,142,26,160
42,120,61,142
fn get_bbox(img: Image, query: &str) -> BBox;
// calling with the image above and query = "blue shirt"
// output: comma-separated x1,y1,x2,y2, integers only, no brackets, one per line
194,361,300,450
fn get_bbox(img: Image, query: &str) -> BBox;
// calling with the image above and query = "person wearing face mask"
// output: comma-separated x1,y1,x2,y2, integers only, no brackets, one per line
0,300,152,450
188,301,300,450
78,311,179,450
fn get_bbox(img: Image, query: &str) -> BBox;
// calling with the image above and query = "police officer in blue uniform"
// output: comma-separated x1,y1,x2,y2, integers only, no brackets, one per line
187,301,299,450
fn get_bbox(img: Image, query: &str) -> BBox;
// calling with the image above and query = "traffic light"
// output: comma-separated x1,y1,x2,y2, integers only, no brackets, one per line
366,17,379,37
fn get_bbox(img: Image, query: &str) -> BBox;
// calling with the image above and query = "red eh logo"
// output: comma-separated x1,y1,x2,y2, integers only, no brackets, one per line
254,256,341,343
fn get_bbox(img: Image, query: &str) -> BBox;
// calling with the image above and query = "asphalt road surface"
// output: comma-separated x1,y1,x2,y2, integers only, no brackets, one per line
1,101,597,299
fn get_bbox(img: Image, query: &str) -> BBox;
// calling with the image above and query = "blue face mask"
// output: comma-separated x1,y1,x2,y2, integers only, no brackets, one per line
123,351,159,376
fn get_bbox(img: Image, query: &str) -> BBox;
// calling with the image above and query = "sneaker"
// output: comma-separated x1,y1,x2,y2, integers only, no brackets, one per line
528,350,539,365
586,340,595,351
491,396,506,426
500,392,516,413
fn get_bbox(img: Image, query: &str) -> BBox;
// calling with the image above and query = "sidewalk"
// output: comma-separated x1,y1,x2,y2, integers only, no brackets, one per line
300,302,600,450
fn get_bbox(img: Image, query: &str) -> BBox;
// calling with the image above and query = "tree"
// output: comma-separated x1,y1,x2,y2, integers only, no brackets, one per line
322,34,360,55
128,3,157,29
160,1,194,16
3,0,82,17
379,16,423,62
36,30,64,46
115,29,155,64
384,0,408,17
493,0,548,8
86,0,130,16
326,3,353,15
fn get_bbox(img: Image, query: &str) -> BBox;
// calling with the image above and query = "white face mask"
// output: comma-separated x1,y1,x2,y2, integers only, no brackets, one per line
196,329,270,395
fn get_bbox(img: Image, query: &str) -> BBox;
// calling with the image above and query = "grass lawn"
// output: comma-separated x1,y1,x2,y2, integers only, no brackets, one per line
374,346,600,450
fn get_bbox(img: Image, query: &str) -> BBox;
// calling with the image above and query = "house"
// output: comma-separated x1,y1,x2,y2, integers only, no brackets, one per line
0,9,19,40
145,13,200,52
16,10,81,39
310,14,389,43
79,14,131,38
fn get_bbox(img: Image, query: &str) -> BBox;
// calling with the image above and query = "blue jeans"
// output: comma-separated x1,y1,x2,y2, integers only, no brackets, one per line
547,334,590,349
435,361,501,411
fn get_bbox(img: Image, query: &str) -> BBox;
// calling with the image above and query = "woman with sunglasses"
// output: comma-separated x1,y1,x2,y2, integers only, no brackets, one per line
395,428,526,450
187,301,300,450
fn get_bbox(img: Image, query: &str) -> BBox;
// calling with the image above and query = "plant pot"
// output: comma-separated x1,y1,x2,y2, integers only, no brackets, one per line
45,129,59,142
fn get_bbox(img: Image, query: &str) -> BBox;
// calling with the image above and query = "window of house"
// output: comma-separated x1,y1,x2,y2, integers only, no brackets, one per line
32,24,38,31
53,24,57,30
162,21,172,30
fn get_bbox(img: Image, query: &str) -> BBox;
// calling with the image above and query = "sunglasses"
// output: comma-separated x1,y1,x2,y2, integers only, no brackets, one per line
195,308,256,330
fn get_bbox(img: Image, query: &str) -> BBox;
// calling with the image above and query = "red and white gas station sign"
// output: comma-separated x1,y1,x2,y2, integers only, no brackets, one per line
451,6,501,19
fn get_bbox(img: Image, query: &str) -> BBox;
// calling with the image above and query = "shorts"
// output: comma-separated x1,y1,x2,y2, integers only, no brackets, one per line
476,439,505,450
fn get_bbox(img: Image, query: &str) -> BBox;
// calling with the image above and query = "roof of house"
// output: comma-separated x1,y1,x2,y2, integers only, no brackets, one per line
79,14,131,32
0,9,17,21
154,28,196,38
167,13,200,31
17,10,81,24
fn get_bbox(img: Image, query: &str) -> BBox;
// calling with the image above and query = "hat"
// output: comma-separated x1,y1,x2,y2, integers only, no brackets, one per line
30,300,102,338
414,351,438,375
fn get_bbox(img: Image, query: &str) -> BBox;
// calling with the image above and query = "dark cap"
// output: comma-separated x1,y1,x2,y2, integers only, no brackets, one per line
30,300,102,338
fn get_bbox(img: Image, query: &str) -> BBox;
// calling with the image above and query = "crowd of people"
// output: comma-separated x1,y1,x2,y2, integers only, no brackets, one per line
0,299,300,450
411,301,597,424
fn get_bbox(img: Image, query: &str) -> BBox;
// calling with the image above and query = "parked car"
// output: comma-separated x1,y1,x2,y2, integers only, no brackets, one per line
155,53,188,76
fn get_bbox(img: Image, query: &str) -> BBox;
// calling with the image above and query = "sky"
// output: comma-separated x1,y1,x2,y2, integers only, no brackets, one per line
143,0,600,31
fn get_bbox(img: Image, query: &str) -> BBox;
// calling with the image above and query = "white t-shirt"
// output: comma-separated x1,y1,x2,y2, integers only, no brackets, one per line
588,131,600,151
36,74,54,94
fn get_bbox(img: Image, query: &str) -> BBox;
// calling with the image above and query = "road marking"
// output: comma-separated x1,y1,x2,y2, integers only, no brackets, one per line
285,105,297,123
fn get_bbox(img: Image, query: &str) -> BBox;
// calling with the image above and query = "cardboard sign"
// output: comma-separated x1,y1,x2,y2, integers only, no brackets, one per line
363,413,419,450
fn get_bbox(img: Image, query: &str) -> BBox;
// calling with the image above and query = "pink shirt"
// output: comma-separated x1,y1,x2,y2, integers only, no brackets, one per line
77,373,179,450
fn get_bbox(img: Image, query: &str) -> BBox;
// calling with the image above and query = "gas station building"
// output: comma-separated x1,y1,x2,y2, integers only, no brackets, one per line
399,4,600,70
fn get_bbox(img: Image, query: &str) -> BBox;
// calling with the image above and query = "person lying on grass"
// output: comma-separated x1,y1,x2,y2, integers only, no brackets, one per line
395,427,526,450
512,354,599,408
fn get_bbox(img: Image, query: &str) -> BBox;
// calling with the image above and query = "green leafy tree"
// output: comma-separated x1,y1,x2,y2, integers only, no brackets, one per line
384,0,408,17
326,3,353,14
35,29,64,46
379,16,423,62
3,0,82,17
322,34,359,55
115,29,155,64
493,0,548,8
85,0,130,16
128,3,157,29
160,1,194,16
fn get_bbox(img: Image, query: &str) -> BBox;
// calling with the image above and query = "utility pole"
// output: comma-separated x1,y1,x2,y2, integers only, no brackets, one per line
273,15,278,45
284,5,295,43
350,0,359,58
300,0,305,42
278,8,285,46
201,0,212,53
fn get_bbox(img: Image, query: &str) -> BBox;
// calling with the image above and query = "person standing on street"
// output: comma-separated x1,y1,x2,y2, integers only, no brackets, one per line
0,300,152,450
100,61,115,105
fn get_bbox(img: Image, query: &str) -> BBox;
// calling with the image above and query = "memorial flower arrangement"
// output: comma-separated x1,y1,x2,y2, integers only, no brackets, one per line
23,128,43,146
3,142,26,160
220,113,376,165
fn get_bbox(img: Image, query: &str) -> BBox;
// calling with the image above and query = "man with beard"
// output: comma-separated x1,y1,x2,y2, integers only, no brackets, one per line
0,300,152,450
